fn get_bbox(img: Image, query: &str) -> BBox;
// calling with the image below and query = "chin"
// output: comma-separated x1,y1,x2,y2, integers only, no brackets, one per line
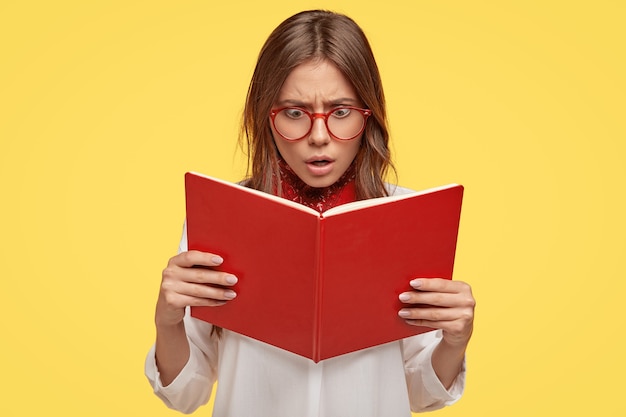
302,176,338,188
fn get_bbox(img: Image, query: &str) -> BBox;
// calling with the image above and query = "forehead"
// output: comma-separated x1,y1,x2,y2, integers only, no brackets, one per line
277,59,358,103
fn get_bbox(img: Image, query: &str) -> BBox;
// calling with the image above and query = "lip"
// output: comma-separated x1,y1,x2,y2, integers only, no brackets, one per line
305,156,335,176
305,155,334,163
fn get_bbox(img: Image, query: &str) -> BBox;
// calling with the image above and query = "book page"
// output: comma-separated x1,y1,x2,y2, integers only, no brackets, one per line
323,183,460,217
188,171,320,216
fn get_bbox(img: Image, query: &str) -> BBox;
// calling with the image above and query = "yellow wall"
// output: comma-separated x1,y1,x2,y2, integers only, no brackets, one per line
1,1,624,415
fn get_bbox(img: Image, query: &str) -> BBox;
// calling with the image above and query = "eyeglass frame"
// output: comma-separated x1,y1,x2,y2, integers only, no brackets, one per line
269,106,372,141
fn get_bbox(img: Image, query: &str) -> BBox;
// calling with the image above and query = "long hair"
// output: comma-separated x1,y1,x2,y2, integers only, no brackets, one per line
240,10,396,199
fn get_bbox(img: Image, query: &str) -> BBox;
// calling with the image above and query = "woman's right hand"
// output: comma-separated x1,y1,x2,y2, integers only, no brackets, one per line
155,250,238,328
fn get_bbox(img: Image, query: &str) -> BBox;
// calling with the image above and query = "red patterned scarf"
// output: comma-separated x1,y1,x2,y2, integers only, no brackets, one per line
274,159,357,213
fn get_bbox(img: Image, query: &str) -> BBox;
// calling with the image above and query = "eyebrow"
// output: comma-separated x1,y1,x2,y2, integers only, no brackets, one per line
276,97,361,108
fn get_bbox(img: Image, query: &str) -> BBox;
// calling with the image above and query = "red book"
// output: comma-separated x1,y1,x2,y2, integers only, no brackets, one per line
185,172,464,362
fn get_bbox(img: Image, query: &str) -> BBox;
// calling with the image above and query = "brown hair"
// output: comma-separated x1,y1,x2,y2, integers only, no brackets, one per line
240,10,396,199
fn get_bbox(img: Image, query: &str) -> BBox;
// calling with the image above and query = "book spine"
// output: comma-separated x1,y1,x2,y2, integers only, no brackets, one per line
311,217,324,363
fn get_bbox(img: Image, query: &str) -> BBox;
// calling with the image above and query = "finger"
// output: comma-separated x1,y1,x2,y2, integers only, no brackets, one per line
403,314,474,345
186,268,238,287
171,250,225,268
164,291,230,308
398,291,458,308
400,289,475,308
403,318,460,332
410,278,471,294
161,280,237,305
398,306,465,322
163,264,238,286
178,282,238,301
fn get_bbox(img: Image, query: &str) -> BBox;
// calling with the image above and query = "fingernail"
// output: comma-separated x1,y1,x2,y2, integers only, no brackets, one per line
398,309,410,318
224,290,237,299
399,292,411,302
225,275,238,285
410,279,422,288
212,255,224,265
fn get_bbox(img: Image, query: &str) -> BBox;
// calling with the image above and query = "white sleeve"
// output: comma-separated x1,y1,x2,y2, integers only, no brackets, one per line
401,330,466,412
144,222,220,413
144,315,219,413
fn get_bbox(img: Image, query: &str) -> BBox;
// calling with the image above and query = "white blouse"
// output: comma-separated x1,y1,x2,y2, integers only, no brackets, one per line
145,185,465,416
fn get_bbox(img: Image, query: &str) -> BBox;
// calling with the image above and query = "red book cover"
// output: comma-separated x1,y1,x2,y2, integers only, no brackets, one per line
185,172,464,362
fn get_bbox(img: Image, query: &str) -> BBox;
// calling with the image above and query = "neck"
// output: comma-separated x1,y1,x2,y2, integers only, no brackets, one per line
274,159,357,212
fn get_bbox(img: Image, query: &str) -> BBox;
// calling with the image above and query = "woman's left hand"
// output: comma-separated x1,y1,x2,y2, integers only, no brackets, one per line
398,278,475,347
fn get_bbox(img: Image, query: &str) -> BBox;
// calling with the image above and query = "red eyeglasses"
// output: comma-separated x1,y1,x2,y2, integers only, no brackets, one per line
270,106,371,141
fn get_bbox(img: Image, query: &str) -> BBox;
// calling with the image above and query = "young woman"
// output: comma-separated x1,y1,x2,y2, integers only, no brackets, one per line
146,10,475,416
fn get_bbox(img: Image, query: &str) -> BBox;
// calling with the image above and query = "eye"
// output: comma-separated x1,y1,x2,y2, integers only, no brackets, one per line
331,107,352,118
284,108,307,119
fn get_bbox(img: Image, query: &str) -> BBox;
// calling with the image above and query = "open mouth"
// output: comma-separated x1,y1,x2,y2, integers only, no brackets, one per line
310,160,331,166
305,157,335,176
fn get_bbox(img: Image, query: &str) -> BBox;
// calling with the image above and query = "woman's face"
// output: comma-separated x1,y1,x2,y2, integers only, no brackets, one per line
271,59,363,188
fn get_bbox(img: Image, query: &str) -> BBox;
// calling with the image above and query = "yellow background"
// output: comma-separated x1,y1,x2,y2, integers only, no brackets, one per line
1,1,624,416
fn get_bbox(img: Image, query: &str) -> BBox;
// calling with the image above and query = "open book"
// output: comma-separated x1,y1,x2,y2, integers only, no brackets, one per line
185,172,464,362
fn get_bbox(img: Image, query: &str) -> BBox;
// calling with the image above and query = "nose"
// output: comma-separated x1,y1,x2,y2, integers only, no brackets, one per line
308,114,331,145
